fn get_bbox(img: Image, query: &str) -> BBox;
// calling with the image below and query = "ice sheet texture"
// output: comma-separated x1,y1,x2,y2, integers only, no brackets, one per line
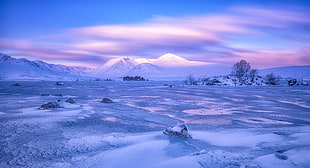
0,81,309,167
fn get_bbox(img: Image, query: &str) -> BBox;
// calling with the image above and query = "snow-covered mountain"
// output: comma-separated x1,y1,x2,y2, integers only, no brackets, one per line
0,53,230,80
93,53,226,79
92,57,138,78
151,53,210,67
134,53,210,67
0,53,92,80
127,63,165,78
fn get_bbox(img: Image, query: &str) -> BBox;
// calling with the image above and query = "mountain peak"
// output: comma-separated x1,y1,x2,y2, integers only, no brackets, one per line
158,53,187,61
118,57,136,63
0,53,15,63
153,53,209,67
113,57,137,65
92,57,138,77
134,58,152,64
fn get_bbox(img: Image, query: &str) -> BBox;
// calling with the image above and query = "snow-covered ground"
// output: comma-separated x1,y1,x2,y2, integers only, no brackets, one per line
0,81,309,168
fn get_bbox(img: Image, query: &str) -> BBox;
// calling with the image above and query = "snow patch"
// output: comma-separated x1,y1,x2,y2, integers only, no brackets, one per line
192,130,283,147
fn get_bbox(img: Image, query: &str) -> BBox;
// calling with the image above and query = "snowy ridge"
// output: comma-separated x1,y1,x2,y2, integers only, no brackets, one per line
0,53,92,80
33,60,93,76
259,66,310,79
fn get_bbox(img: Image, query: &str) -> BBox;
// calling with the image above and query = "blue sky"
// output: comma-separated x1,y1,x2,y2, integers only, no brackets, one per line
1,0,310,68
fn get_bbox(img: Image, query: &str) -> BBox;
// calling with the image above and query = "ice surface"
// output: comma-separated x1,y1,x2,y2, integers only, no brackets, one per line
192,129,285,147
0,81,309,168
254,146,310,168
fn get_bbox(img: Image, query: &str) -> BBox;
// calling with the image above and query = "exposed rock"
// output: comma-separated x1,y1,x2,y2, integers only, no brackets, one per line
163,123,191,138
12,83,21,86
276,150,287,153
275,150,288,160
273,132,287,135
39,101,63,110
55,81,64,85
101,98,113,103
275,153,288,160
288,79,297,86
54,94,62,97
163,84,174,87
65,98,75,104
41,94,50,96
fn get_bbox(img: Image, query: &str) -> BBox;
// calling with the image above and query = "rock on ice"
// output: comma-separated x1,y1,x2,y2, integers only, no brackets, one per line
39,100,64,110
163,123,192,138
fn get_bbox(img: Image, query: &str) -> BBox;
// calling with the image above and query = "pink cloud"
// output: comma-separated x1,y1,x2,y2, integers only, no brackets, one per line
0,39,34,51
68,13,264,42
1,6,309,68
66,7,309,58
0,38,107,67
69,23,220,47
233,7,310,24
63,14,260,58
297,47,310,63
231,48,310,69
72,41,132,54
151,15,256,34
69,7,310,44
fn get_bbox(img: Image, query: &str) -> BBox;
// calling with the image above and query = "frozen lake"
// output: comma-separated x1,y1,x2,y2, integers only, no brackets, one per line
0,81,309,168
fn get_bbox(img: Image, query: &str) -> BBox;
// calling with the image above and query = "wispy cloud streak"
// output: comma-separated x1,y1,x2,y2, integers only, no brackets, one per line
1,6,309,68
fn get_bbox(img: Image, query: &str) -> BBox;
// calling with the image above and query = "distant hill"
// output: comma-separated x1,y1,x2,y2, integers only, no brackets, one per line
0,53,92,80
259,66,310,79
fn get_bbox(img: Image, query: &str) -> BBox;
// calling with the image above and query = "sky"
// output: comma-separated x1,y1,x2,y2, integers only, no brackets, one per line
0,0,310,69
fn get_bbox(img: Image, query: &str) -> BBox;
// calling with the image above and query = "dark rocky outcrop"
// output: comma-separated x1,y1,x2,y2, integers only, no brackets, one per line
163,84,174,87
288,79,297,86
275,150,288,160
39,101,63,110
65,98,75,104
41,94,50,96
55,81,64,85
12,83,21,86
101,98,113,103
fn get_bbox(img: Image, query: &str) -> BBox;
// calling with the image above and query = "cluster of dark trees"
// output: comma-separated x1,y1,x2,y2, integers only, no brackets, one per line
89,78,113,81
184,74,197,85
122,76,146,81
231,60,258,85
265,73,281,85
232,60,282,85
